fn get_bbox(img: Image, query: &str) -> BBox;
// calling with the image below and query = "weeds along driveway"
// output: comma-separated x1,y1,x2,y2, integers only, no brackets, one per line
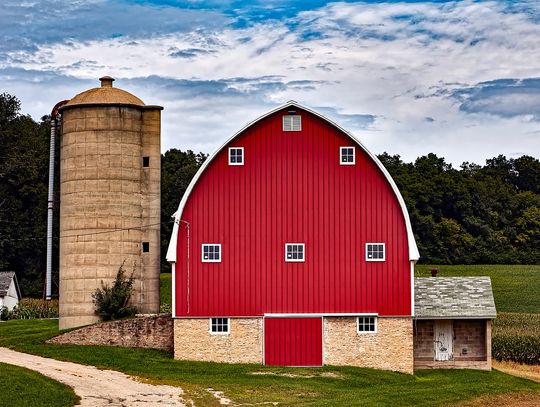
0,347,185,407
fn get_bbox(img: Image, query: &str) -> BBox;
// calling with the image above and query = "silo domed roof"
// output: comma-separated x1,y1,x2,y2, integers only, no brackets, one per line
63,76,145,108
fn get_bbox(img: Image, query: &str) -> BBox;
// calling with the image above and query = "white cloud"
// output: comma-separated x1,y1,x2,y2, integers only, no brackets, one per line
2,1,540,165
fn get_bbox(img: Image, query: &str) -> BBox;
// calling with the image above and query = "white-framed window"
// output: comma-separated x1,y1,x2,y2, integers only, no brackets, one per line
357,316,377,333
366,243,385,261
340,146,355,165
228,147,244,165
202,244,221,262
283,115,302,131
285,243,305,262
210,317,230,334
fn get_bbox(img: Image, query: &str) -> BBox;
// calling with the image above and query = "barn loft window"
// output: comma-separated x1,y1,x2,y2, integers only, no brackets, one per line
283,115,301,131
285,243,305,262
357,316,377,333
210,317,230,334
202,244,221,262
228,147,244,165
340,147,355,165
366,243,385,261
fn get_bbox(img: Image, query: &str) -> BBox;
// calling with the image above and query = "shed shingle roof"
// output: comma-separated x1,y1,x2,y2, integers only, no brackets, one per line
0,271,16,297
414,277,496,319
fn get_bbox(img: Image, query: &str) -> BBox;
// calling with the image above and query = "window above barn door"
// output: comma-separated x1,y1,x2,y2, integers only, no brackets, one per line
285,243,305,262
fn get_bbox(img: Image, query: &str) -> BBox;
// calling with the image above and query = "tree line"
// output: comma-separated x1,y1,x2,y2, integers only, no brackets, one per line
1,93,538,297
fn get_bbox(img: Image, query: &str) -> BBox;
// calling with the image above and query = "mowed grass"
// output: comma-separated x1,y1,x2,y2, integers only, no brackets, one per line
0,361,79,407
415,264,540,313
160,272,172,307
0,319,539,406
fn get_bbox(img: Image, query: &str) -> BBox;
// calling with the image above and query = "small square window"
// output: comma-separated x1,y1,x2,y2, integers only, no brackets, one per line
142,156,150,167
283,115,301,131
202,244,221,262
210,317,230,334
340,147,355,165
228,147,244,165
357,316,377,333
142,242,150,253
285,243,305,262
366,243,385,262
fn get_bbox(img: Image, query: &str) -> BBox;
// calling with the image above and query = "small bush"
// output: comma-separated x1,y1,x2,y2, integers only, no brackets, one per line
0,306,10,321
159,303,171,314
92,262,137,321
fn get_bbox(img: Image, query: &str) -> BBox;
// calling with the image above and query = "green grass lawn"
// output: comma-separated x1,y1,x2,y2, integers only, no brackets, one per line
160,272,172,307
0,361,79,407
0,319,539,406
415,264,540,313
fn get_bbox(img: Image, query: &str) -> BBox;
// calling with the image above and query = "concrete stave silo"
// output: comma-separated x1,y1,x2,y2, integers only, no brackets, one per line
58,77,162,330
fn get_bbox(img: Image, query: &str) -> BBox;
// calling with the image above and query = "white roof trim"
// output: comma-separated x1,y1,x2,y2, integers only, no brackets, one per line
166,101,420,262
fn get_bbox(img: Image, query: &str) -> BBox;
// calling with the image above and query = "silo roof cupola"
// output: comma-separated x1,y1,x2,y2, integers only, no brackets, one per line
61,76,146,109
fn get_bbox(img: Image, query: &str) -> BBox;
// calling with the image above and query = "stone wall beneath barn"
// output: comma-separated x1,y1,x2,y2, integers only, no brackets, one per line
323,317,414,374
174,318,263,363
48,314,173,352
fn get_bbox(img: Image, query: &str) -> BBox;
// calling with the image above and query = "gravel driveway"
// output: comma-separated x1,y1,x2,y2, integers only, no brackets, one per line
0,347,185,406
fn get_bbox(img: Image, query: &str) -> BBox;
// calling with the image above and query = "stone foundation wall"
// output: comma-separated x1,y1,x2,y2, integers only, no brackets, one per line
48,314,173,352
174,318,263,363
324,317,414,374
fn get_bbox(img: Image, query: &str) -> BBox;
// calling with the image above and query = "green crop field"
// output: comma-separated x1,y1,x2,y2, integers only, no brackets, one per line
415,264,540,314
0,361,79,407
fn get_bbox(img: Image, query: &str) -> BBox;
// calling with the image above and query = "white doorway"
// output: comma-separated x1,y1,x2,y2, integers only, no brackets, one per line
434,320,453,361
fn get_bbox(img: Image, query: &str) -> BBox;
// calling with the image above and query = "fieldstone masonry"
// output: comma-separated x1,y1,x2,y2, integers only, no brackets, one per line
324,317,414,374
49,314,173,352
173,317,414,373
174,318,263,363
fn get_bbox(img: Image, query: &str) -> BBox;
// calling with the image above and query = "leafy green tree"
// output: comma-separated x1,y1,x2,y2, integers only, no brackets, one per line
0,93,53,296
161,149,207,272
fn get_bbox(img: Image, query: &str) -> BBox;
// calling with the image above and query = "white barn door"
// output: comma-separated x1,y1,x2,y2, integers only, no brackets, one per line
434,321,453,361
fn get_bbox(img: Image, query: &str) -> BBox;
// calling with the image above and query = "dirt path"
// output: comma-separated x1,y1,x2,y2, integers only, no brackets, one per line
0,347,185,406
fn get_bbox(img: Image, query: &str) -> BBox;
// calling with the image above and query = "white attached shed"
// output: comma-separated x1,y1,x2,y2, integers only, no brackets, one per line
0,272,21,311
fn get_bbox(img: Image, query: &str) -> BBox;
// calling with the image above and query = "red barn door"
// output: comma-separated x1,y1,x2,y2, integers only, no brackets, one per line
264,317,322,366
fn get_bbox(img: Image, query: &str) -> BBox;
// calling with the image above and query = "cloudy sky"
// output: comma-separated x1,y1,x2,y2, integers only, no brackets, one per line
1,0,539,165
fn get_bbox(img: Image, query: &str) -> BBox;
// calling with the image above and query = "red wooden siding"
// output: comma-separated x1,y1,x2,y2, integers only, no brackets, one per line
175,106,411,317
264,317,322,366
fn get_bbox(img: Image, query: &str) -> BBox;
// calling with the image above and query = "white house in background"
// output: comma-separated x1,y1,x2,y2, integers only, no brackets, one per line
0,272,21,311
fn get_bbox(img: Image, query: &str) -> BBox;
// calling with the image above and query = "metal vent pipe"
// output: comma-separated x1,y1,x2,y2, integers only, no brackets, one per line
46,100,68,300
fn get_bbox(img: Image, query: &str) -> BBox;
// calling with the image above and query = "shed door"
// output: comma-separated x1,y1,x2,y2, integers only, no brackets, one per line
434,320,454,361
264,317,322,366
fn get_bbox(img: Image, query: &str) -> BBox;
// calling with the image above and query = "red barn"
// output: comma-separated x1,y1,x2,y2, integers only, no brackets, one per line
168,101,496,373
168,101,419,373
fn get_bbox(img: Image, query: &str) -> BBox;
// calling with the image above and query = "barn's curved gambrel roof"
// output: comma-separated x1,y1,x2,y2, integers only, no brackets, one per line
167,101,420,262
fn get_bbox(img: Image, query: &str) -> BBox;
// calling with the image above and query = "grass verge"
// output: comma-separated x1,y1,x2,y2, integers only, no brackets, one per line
0,360,79,407
0,319,539,406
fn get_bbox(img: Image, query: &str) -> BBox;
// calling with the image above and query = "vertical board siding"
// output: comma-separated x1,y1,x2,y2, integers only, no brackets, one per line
175,107,411,317
265,317,322,366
